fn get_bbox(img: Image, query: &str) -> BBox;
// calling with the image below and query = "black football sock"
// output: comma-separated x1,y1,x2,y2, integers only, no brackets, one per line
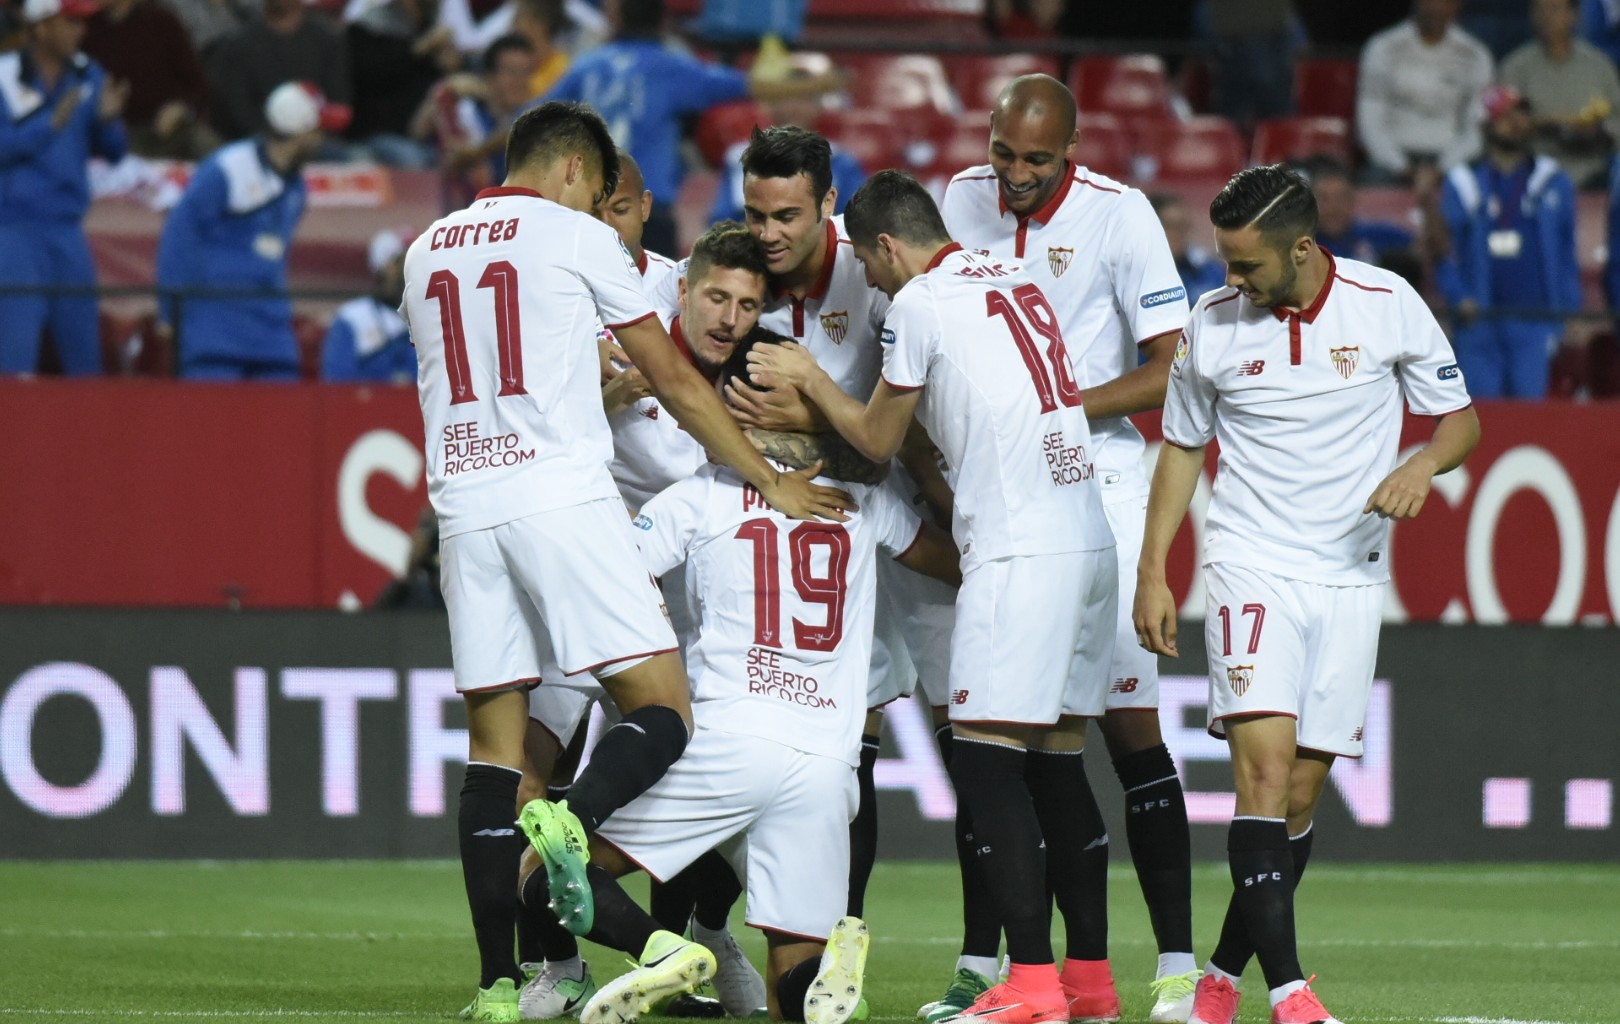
847,733,881,917
458,762,526,988
582,864,660,957
949,737,1051,966
649,871,700,934
775,955,821,1022
1027,749,1108,962
1113,743,1194,956
938,723,1001,961
519,864,581,963
1210,824,1315,977
690,850,745,932
1224,817,1302,989
565,704,689,834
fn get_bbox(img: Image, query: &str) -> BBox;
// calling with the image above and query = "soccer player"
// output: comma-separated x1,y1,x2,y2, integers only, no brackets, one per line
731,125,958,920
1134,165,1480,1024
402,100,851,1023
519,329,962,1024
938,73,1196,1023
749,170,1119,1024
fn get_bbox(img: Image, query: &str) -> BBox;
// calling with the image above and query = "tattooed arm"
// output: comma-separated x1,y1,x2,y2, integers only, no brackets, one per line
747,428,889,486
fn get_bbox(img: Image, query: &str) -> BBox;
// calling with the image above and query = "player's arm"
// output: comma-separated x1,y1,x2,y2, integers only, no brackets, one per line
746,428,888,486
897,420,953,528
613,316,854,521
746,341,918,462
1133,440,1204,658
1076,328,1179,419
1363,406,1481,520
895,520,961,587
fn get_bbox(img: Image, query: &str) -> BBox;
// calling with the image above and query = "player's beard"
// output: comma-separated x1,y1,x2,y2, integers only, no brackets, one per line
1255,257,1298,309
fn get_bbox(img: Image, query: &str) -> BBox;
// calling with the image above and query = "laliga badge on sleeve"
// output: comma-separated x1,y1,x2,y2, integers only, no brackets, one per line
1487,229,1522,259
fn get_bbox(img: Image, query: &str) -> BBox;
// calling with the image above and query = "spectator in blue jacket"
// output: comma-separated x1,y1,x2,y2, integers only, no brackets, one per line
1604,152,1620,305
322,227,416,383
540,0,844,254
0,0,129,376
157,81,349,380
1438,84,1583,398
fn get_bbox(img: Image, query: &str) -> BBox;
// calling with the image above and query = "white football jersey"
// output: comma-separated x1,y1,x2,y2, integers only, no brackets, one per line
405,187,656,538
605,249,697,511
941,165,1189,482
757,215,891,399
881,244,1114,570
1163,254,1472,586
634,463,923,765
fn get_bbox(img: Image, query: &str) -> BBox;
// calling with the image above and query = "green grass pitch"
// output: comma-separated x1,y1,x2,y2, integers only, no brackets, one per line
0,861,1614,1023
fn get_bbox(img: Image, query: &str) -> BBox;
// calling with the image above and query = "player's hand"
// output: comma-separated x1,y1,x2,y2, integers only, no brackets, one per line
601,366,650,416
746,340,818,391
759,462,856,522
99,78,130,121
1364,455,1437,520
1132,573,1179,658
51,87,85,131
724,373,818,431
598,336,631,383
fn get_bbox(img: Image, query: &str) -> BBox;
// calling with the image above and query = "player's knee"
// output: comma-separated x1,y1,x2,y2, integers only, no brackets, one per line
619,704,691,764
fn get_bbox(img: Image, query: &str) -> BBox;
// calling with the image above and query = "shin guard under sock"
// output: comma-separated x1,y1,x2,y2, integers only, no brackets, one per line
459,762,525,988
566,704,689,834
1026,749,1108,962
847,733,880,917
1113,743,1194,956
948,738,1051,966
1224,817,1302,990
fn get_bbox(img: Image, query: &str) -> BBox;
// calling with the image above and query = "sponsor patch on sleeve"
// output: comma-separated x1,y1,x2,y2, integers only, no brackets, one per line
1438,363,1460,380
1140,286,1187,309
881,328,896,345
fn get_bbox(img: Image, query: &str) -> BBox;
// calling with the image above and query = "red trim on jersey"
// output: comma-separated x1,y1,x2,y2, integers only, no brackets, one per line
1297,741,1365,761
1334,273,1393,295
1208,290,1242,308
1163,437,1205,452
952,714,1106,726
474,186,544,201
1425,399,1475,417
1207,709,1299,743
634,248,649,275
573,645,679,675
891,520,928,563
1288,314,1302,366
1075,176,1124,195
1137,327,1181,350
594,834,669,883
669,317,719,383
880,375,925,393
461,675,541,694
749,923,832,943
603,310,658,332
1270,252,1337,326
925,242,965,272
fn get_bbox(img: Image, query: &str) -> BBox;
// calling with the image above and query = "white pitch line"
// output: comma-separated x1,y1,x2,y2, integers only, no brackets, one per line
869,934,1619,950
0,1012,422,1020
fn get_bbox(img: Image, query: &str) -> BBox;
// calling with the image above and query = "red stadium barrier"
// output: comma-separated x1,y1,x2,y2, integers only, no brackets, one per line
3,380,1618,625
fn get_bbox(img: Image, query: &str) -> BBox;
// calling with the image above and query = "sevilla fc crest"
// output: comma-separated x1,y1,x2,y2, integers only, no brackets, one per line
1047,246,1075,278
1329,345,1360,379
820,311,850,345
1227,665,1254,697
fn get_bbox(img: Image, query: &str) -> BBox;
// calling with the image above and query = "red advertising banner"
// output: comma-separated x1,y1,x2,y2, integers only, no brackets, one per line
4,380,1618,622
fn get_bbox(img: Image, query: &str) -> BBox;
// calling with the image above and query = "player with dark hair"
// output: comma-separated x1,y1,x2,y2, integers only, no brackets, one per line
518,325,961,1024
1136,164,1480,1024
750,169,1119,1024
938,73,1196,1023
731,125,959,925
403,99,852,1023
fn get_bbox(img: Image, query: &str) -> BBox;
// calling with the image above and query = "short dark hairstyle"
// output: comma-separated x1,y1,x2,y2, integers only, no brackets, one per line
482,33,534,74
686,220,770,291
1209,164,1317,250
741,126,834,209
505,101,620,197
719,324,794,392
843,169,951,248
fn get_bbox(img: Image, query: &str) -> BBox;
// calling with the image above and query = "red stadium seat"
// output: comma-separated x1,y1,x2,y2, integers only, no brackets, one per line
817,108,945,173
831,52,961,114
945,53,1063,111
1251,116,1353,166
695,100,770,168
1294,57,1358,122
926,111,993,177
1133,117,1246,183
99,311,173,377
1070,55,1176,122
1075,112,1134,181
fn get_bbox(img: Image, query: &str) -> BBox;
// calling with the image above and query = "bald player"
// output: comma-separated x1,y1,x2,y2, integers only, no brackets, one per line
937,75,1196,1024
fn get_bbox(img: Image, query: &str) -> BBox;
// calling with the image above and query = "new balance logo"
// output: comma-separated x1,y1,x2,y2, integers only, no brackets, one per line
951,689,970,705
472,828,515,837
1238,360,1266,376
1110,677,1139,694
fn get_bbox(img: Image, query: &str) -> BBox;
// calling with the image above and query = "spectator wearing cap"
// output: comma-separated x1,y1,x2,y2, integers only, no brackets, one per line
1501,0,1620,188
1438,84,1583,397
156,81,349,380
206,0,351,141
0,0,129,377
322,227,416,383
1358,0,1495,180
83,0,217,159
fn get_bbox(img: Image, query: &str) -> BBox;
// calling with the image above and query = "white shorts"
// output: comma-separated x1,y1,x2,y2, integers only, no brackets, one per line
595,723,857,941
947,549,1117,726
866,561,917,710
439,498,677,693
1203,563,1383,758
1102,487,1160,711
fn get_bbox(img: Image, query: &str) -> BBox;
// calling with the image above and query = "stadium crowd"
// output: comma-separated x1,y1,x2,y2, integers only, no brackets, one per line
4,0,1620,391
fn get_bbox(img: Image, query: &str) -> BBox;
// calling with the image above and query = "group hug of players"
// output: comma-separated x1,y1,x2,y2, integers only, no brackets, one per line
405,71,1480,1024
